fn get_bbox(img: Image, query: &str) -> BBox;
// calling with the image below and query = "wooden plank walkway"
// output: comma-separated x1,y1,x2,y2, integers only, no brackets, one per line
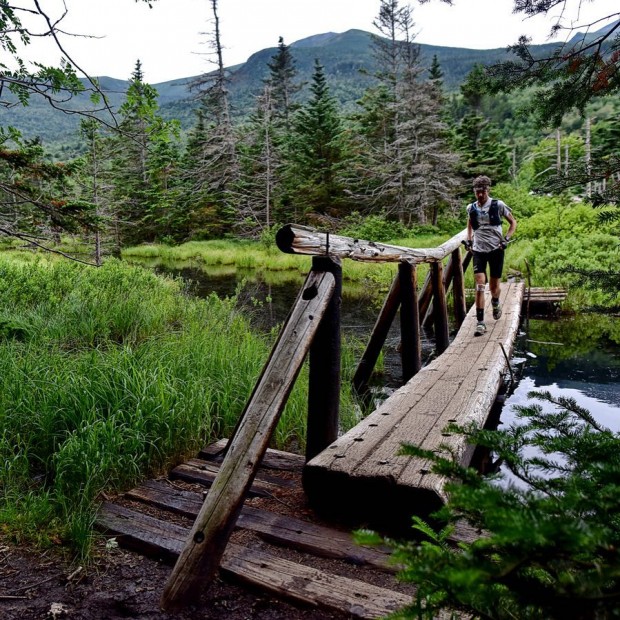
303,280,525,530
96,444,418,619
96,278,527,615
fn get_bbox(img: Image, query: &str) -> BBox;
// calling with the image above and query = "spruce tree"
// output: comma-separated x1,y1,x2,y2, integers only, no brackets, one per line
284,60,351,219
235,84,280,236
180,0,239,239
452,66,512,188
354,0,459,225
110,60,179,244
266,37,304,131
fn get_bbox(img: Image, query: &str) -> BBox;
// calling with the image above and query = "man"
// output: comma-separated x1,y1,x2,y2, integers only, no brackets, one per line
466,175,517,336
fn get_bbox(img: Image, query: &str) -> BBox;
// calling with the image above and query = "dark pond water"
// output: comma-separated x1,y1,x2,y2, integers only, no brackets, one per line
146,261,620,436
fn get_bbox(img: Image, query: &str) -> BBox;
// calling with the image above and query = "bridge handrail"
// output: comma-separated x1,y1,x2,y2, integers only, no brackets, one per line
275,224,468,264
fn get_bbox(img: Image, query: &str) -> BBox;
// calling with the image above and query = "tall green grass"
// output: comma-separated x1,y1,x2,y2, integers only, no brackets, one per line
0,256,358,558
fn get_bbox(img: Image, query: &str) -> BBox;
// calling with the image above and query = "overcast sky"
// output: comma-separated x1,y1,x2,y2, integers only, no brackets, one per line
24,0,620,84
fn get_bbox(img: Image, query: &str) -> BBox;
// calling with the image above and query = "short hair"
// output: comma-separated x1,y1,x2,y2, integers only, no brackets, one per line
473,175,492,188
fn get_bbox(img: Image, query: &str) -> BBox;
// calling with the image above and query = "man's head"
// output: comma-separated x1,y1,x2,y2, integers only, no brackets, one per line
473,175,491,191
473,175,491,203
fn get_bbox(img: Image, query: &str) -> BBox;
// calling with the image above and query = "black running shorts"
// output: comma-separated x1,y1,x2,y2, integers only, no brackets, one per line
473,248,505,279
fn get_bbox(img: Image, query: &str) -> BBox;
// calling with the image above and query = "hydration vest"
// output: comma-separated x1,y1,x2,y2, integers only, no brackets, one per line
469,199,501,230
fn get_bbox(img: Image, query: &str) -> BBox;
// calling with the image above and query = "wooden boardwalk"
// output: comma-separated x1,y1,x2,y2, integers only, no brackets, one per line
304,280,525,530
96,441,418,619
96,275,526,616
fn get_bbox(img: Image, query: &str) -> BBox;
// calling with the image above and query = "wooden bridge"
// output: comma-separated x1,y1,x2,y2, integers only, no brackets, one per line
96,225,556,617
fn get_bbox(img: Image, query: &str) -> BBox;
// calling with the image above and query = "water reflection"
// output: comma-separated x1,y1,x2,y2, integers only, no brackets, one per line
495,316,620,487
148,262,439,387
140,260,620,437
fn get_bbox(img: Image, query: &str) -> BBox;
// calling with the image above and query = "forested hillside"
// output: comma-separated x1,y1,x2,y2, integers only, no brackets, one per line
1,2,619,270
0,28,559,146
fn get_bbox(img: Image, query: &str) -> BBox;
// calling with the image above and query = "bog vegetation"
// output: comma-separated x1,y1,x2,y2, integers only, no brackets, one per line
1,1,620,617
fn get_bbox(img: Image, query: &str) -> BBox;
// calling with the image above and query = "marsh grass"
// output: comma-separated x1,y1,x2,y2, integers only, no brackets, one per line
0,256,359,558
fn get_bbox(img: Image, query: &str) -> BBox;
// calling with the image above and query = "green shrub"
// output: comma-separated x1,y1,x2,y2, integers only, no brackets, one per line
368,392,620,620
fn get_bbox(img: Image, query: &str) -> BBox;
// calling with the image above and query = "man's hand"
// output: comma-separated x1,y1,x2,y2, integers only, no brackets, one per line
500,235,511,250
462,239,473,253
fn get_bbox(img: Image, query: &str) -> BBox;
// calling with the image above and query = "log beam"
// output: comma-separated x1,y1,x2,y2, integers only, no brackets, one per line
276,224,468,264
161,269,336,610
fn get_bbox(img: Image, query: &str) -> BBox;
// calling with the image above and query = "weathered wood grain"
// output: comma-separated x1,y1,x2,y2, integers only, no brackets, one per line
124,479,396,572
162,270,336,608
276,224,468,264
304,281,525,526
98,503,411,620
199,439,306,472
170,458,296,492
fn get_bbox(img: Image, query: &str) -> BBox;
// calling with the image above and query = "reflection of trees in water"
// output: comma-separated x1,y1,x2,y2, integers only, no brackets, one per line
146,263,620,409
524,316,620,381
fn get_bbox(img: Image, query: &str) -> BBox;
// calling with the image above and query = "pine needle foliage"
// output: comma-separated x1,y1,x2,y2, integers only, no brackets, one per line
384,391,620,620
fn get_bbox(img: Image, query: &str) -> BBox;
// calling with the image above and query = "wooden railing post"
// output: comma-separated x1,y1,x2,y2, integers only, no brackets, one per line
399,261,422,381
160,270,336,610
352,273,400,394
306,256,342,462
452,247,467,328
417,270,433,321
431,261,450,354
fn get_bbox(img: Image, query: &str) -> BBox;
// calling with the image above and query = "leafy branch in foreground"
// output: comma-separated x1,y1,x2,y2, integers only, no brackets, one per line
383,391,620,620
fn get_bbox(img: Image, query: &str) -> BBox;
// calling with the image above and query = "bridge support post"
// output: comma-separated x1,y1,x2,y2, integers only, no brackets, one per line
399,261,422,381
160,270,336,610
452,248,467,328
306,256,342,462
431,261,450,353
352,273,400,394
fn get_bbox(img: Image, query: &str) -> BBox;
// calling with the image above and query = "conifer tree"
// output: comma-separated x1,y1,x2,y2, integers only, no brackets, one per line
354,0,459,225
482,1,620,206
284,59,351,219
452,65,512,188
180,0,239,238
78,119,117,263
0,131,93,254
109,60,179,244
368,391,620,620
266,37,304,131
235,84,280,236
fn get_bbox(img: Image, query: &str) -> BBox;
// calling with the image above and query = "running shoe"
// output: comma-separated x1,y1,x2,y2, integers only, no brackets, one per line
492,304,502,320
475,322,486,336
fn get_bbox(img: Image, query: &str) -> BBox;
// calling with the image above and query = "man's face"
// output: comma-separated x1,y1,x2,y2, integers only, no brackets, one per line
474,185,489,203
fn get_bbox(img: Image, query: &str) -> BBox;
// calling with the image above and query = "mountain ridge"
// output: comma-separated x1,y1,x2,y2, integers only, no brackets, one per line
2,24,613,147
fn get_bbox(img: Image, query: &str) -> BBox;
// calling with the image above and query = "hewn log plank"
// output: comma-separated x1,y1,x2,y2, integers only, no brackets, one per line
276,224,468,264
162,270,336,609
125,480,396,572
304,282,524,527
98,503,411,620
222,544,411,620
170,459,296,494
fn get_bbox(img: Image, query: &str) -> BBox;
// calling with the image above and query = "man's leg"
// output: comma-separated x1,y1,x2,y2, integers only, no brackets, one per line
474,272,487,335
489,249,505,320
472,252,488,335
490,276,502,319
